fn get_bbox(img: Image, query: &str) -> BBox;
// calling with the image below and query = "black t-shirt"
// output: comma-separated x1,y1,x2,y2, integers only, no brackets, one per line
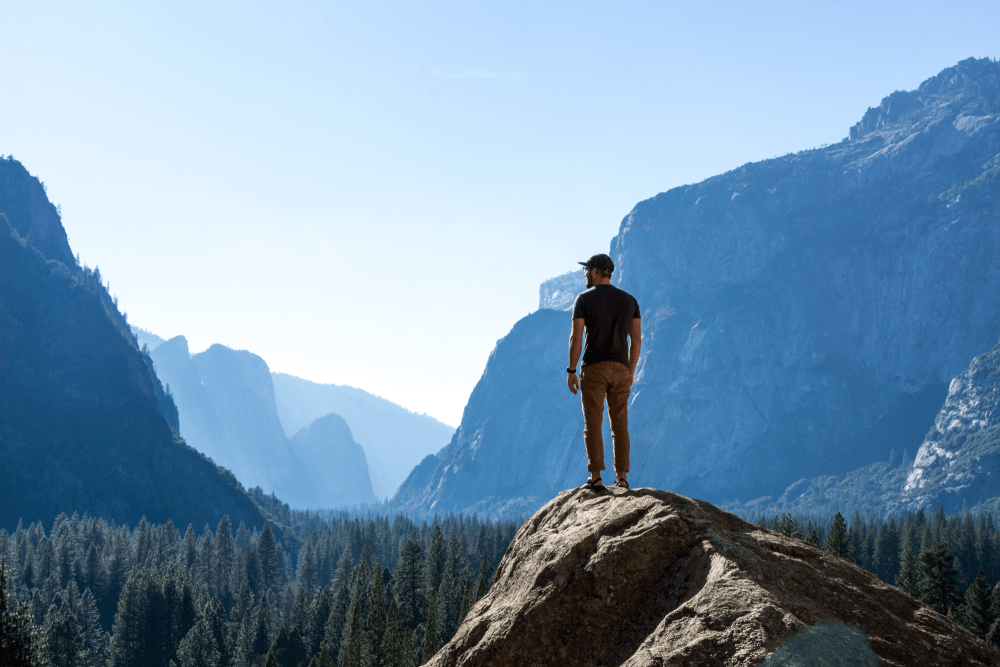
573,284,641,368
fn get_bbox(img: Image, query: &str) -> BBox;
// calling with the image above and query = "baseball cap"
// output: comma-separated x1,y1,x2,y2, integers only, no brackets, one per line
579,254,614,274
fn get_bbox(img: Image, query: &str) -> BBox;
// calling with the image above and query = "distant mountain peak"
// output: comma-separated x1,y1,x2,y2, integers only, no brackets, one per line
849,57,1000,141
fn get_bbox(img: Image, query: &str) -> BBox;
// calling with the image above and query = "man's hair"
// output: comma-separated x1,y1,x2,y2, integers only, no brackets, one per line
595,267,612,279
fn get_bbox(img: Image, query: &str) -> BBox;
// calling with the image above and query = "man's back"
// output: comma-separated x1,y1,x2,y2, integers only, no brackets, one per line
573,284,640,368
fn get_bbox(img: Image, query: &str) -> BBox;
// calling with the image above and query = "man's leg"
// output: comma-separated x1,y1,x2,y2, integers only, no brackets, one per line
607,363,631,480
580,365,608,475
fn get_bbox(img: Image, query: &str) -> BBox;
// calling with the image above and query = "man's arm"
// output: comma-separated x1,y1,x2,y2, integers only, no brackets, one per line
628,317,641,386
568,318,585,394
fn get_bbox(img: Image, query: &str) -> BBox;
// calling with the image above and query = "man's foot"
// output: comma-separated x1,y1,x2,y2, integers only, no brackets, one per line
582,477,605,491
615,478,629,489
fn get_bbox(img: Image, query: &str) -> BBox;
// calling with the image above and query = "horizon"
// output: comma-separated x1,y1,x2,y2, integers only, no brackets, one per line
2,1,998,425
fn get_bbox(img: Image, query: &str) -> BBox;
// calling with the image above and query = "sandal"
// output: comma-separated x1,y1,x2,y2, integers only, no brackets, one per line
582,477,605,491
615,478,629,489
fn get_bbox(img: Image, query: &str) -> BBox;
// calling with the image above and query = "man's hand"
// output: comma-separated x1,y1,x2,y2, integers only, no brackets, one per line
568,373,579,394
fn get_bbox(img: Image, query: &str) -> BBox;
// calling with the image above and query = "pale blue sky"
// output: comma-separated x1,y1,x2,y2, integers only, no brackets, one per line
2,1,997,425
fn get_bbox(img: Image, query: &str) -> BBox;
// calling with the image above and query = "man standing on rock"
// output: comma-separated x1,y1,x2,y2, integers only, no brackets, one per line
567,253,641,490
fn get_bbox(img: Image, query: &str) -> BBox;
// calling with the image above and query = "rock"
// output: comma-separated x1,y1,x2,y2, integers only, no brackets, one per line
271,372,454,500
539,271,584,311
429,489,997,667
902,336,1000,513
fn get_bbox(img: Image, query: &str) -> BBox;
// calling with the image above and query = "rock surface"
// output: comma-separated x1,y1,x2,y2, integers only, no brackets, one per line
903,336,1000,513
271,372,454,499
395,57,1000,516
430,489,997,667
538,271,583,311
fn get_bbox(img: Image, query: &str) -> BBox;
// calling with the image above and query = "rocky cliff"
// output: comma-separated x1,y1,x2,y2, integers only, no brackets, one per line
149,339,377,508
903,336,1000,513
395,57,1000,516
538,270,582,311
430,489,997,666
271,372,454,499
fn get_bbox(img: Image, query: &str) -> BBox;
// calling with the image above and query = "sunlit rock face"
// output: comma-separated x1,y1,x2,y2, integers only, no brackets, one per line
538,270,583,311
903,338,1000,512
429,489,997,666
395,58,1000,516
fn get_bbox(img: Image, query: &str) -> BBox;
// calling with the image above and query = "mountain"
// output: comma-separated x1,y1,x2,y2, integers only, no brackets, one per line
271,373,455,499
903,336,1000,513
148,338,376,508
538,270,581,311
431,488,997,666
133,326,167,351
288,413,377,506
394,58,1000,517
0,157,266,530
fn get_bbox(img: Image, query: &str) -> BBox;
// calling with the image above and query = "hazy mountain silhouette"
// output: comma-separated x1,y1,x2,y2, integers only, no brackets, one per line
271,373,455,499
147,337,377,508
0,156,266,530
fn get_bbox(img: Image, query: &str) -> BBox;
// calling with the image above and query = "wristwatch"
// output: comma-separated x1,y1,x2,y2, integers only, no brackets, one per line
567,367,577,374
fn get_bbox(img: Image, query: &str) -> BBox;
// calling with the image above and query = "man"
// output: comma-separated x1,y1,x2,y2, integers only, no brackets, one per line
567,253,641,491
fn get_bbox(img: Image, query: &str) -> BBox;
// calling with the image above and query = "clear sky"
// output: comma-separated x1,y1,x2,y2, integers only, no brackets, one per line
2,1,997,426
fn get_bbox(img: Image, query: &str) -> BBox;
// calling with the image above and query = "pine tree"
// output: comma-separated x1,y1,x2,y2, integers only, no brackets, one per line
824,513,852,560
424,530,445,601
297,547,319,596
251,594,274,662
266,648,279,667
474,555,491,602
381,599,404,667
317,644,336,667
290,586,310,636
44,603,87,667
457,578,473,628
778,514,802,539
919,541,963,616
394,541,425,630
269,622,310,667
215,517,236,607
436,536,463,642
177,616,222,667
203,597,232,667
1,558,47,667
896,541,921,598
306,587,334,658
258,524,285,597
322,586,351,659
367,568,387,667
420,590,439,665
342,602,366,667
872,519,901,584
76,586,105,665
961,567,994,639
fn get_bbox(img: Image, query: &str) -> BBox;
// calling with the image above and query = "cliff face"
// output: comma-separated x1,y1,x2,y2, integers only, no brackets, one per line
271,373,454,499
903,337,1000,512
538,271,582,311
430,489,997,666
288,413,377,507
150,339,377,508
395,58,1000,515
0,168,266,530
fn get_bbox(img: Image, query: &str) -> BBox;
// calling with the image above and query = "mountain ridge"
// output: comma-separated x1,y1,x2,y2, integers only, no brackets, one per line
393,57,1000,518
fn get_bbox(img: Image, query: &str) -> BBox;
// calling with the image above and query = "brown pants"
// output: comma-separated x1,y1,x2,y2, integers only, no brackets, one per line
580,361,631,474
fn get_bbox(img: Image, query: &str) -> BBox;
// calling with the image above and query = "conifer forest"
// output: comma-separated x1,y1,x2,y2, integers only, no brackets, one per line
0,497,519,667
7,500,1000,665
